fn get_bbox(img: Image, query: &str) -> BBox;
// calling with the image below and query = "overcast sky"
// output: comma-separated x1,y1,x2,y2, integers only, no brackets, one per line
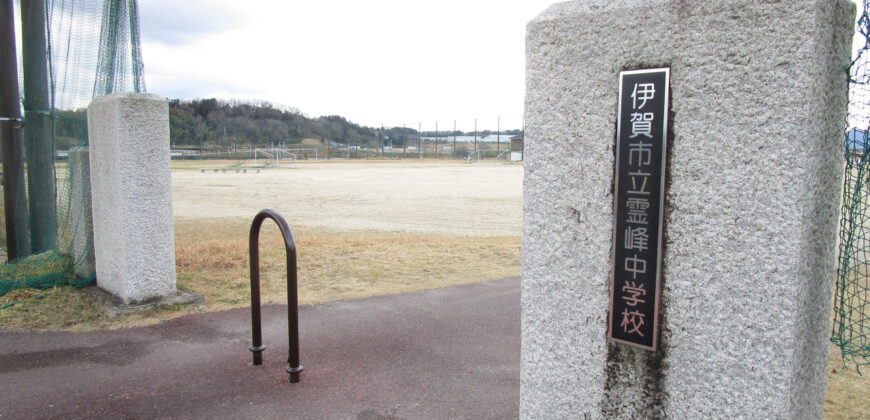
138,1,867,132
138,0,558,131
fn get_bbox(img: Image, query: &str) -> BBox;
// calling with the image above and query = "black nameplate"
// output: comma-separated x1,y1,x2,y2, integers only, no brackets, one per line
608,68,669,351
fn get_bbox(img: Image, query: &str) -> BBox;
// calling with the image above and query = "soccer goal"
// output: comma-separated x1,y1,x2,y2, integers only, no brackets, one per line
253,148,274,167
253,148,297,168
273,148,298,168
465,150,481,164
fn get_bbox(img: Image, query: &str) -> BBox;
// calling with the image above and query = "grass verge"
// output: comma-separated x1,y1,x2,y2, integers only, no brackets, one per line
0,218,521,331
175,219,522,311
825,343,870,419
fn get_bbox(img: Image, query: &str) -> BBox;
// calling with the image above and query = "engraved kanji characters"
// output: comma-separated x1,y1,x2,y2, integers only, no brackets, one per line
631,82,655,109
620,308,645,337
616,79,660,339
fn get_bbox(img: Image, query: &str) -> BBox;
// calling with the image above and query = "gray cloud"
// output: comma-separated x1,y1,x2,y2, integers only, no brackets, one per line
138,0,239,45
145,75,248,100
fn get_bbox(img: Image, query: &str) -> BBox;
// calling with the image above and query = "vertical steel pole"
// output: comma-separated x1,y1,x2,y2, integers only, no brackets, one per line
248,220,265,366
474,118,478,157
21,0,58,253
497,116,500,154
284,223,302,383
0,0,31,260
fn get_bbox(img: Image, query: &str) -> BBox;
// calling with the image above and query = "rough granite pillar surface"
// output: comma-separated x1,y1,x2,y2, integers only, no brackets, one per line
521,1,853,418
86,93,176,303
69,146,94,278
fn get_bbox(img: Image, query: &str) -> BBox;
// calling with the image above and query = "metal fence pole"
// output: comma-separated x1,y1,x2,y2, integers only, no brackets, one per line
0,0,31,260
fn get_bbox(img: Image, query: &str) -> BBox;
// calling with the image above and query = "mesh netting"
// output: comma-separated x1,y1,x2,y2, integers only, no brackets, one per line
0,0,145,297
834,0,870,371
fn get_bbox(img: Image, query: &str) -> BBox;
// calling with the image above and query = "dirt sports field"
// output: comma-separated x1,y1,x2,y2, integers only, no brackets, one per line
173,160,522,236
2,159,525,331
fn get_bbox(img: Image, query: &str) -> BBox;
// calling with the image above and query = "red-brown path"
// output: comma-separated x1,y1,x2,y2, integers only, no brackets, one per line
0,277,520,419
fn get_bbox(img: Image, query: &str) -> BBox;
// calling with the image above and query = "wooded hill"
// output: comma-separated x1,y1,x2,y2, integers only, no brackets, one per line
167,98,521,148
169,98,373,147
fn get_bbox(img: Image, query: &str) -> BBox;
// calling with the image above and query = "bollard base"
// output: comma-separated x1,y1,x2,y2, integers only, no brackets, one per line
286,365,303,383
249,345,265,366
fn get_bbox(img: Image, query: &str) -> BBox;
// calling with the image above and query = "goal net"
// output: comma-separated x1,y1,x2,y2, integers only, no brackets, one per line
253,148,297,168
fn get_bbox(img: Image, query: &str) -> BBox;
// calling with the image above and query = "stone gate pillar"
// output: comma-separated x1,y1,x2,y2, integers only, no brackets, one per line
86,93,176,303
521,1,854,418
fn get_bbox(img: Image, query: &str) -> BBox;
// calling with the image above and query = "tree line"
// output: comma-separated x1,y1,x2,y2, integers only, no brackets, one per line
167,98,521,148
168,98,373,148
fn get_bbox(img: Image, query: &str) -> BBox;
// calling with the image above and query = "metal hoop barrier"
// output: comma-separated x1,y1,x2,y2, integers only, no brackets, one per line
248,209,303,383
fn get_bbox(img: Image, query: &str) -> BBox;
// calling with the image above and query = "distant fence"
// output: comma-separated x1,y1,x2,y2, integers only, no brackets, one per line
170,144,520,161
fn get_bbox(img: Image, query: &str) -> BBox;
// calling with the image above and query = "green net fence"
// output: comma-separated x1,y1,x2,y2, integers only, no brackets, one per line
0,0,145,297
834,0,870,372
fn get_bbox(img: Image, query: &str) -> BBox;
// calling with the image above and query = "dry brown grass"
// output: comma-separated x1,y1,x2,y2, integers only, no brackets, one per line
0,286,102,329
825,343,870,419
825,265,870,419
173,218,521,311
0,217,521,331
0,285,208,331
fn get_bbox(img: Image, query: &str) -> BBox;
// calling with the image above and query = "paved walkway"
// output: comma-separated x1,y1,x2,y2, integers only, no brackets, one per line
0,277,520,419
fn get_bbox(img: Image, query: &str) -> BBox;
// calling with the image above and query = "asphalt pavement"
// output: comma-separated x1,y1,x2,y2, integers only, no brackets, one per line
0,277,520,419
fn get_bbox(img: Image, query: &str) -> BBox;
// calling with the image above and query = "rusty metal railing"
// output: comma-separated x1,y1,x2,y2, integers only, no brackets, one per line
248,209,303,383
